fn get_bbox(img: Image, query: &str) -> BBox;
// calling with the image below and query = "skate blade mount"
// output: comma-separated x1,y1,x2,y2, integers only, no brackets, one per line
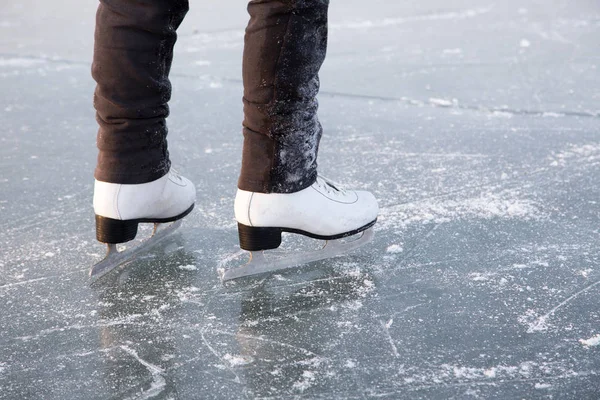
220,227,374,282
89,220,183,281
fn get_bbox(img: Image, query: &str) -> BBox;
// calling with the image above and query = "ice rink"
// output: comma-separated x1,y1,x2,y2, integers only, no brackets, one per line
1,0,599,398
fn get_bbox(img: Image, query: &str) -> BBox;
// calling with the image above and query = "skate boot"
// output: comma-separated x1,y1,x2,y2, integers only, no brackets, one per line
221,176,378,281
90,169,196,279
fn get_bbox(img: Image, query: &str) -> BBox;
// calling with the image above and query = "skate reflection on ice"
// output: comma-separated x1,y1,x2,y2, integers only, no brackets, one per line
93,242,197,398
233,268,378,397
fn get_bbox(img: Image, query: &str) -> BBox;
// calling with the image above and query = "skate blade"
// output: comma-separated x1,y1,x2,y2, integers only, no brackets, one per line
220,227,374,282
89,220,183,281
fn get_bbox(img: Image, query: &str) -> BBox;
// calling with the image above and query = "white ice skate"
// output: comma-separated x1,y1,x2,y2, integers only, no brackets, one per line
90,169,196,279
220,176,378,281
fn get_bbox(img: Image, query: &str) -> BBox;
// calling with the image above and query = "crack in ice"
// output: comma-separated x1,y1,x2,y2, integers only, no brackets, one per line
528,279,600,333
120,346,166,400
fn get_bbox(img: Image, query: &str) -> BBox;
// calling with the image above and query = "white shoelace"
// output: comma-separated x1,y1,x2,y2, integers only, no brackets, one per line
170,168,183,182
315,175,347,196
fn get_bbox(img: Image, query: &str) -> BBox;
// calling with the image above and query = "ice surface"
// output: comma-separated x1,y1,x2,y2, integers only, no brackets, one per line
1,0,600,398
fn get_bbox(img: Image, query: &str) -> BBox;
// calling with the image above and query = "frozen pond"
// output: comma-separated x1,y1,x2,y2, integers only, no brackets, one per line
1,0,599,398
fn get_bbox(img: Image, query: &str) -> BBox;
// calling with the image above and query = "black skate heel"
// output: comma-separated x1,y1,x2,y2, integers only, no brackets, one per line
95,215,138,244
238,223,282,251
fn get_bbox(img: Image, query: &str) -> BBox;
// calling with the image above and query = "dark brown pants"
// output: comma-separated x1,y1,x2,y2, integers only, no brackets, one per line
93,0,329,194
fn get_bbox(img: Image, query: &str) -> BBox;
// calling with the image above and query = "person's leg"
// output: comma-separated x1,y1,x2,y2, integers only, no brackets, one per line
92,0,195,245
234,0,378,254
238,0,329,194
93,0,189,184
